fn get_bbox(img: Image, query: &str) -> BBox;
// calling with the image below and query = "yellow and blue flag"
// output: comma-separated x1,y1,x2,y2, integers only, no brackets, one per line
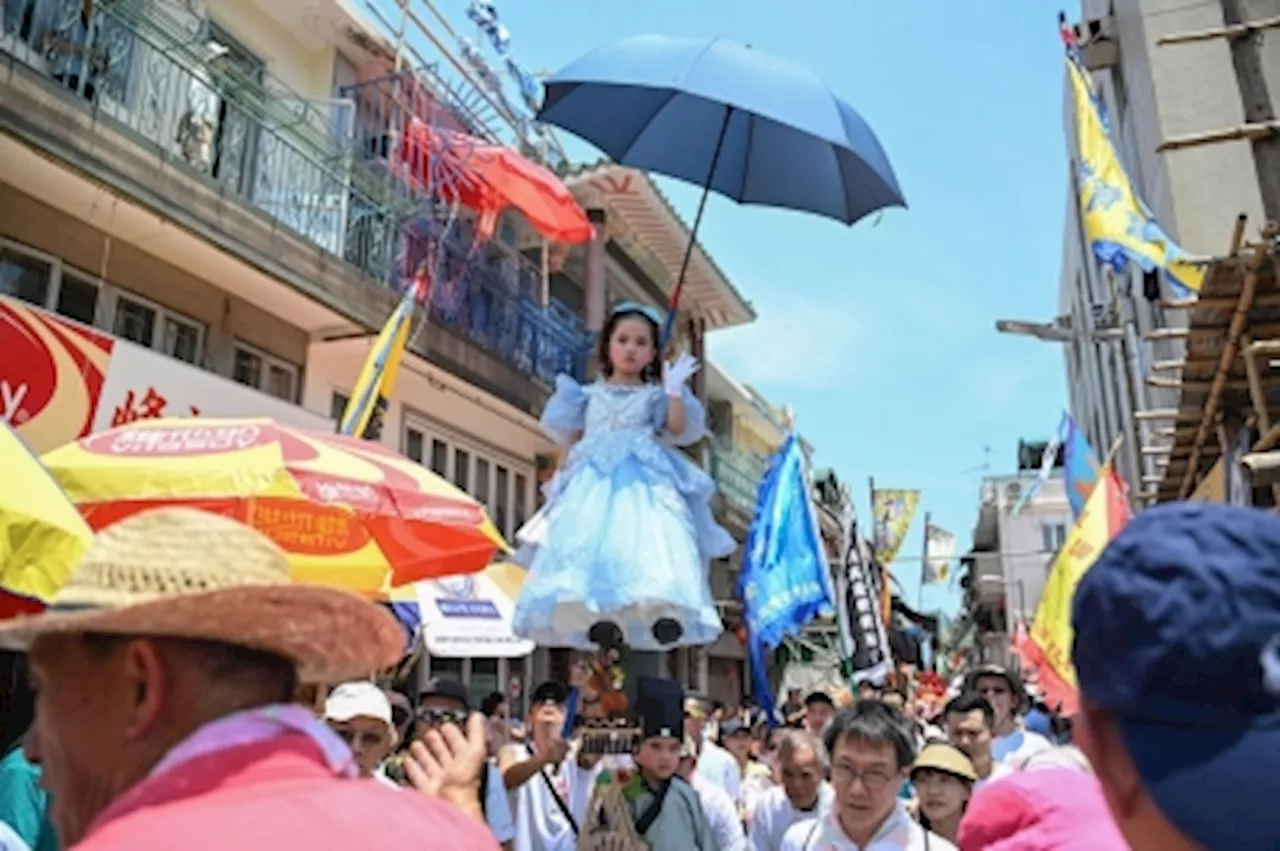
339,273,428,440
1067,56,1205,293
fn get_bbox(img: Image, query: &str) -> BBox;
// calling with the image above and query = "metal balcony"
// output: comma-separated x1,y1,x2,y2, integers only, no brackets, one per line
0,0,403,280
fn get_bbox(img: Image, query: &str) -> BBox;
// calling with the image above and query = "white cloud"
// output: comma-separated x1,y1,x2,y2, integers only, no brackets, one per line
708,295,867,391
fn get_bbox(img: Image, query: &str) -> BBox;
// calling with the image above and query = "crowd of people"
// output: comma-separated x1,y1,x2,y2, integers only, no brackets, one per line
0,482,1277,850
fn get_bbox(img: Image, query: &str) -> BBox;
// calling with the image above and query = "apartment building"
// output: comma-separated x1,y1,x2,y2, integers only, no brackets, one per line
1058,0,1274,501
0,0,758,705
961,442,1071,667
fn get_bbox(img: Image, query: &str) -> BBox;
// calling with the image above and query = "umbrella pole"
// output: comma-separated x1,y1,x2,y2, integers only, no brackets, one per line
661,109,733,346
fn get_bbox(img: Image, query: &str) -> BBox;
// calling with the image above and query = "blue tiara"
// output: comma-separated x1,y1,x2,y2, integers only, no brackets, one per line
611,300,664,327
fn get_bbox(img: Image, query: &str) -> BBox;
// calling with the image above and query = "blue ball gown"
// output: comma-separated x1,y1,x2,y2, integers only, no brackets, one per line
511,376,736,651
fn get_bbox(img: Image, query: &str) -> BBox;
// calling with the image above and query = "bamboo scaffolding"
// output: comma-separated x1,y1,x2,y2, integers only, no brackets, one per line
1157,14,1280,46
1159,120,1280,152
1178,219,1266,498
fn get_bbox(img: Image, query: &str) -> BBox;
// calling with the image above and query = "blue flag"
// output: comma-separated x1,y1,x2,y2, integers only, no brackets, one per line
739,434,836,723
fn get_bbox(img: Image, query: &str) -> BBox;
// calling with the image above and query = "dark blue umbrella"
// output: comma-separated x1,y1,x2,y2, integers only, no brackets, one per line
538,35,905,336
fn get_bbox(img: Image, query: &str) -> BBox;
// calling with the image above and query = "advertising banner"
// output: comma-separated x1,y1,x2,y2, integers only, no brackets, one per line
2,295,331,454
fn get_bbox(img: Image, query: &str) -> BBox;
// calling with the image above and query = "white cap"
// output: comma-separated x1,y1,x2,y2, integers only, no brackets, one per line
324,681,393,726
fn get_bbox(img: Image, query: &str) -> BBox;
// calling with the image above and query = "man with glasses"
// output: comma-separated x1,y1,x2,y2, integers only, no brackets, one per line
419,678,516,850
779,702,955,850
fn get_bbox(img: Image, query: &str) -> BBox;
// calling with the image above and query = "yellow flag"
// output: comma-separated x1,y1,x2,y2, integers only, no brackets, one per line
339,276,423,439
1027,465,1130,712
1068,58,1205,293
871,489,919,566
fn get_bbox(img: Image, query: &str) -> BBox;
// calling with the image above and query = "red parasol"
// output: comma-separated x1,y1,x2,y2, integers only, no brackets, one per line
400,120,594,245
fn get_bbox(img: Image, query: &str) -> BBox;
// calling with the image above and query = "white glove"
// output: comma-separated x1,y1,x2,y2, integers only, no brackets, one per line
663,353,700,397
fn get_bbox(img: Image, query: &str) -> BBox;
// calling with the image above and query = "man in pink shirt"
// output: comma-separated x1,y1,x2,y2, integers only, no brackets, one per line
0,508,498,850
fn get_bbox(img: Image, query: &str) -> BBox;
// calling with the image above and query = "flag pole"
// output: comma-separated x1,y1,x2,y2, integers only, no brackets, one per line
919,510,930,612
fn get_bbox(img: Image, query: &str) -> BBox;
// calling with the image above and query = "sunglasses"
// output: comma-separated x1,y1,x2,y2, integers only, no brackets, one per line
416,707,469,727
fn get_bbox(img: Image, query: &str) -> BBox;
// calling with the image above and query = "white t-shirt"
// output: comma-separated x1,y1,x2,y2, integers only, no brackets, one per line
509,745,600,851
0,823,30,851
777,804,956,851
698,740,742,801
748,783,834,851
692,773,747,851
992,728,1053,766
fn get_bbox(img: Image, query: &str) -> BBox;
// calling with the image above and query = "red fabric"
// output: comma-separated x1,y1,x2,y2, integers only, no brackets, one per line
75,734,498,851
400,120,594,244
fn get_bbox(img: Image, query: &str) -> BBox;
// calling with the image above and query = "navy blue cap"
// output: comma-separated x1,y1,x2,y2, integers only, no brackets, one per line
1072,502,1280,850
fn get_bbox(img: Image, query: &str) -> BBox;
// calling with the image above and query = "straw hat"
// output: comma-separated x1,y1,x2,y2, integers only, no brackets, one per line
0,508,404,683
911,742,978,783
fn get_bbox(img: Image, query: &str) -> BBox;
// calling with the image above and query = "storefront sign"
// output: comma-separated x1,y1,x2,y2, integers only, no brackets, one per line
2,295,331,453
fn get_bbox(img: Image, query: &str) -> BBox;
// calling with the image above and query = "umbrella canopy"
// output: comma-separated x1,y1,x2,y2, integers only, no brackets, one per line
538,35,905,225
401,120,594,244
0,422,93,617
42,417,506,593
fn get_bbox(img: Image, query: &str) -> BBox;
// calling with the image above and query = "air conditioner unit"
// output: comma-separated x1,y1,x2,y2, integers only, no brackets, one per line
1074,18,1119,71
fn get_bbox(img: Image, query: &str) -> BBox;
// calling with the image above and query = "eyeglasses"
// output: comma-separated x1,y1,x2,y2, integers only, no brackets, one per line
830,764,897,790
417,707,468,727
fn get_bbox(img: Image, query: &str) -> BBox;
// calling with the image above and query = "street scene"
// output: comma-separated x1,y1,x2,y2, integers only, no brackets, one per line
1,0,1278,849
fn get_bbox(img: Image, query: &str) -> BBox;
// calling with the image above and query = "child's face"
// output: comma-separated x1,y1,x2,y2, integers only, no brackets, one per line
635,736,681,780
607,316,656,378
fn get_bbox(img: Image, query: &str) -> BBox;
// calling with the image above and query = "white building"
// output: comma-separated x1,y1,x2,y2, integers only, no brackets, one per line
965,446,1072,665
1058,2,1273,501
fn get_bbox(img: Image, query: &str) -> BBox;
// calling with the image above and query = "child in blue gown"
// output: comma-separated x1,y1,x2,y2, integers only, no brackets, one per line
511,301,735,651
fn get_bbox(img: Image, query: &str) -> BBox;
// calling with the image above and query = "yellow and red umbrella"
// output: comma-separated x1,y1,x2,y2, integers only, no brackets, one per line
42,417,506,593
0,422,93,618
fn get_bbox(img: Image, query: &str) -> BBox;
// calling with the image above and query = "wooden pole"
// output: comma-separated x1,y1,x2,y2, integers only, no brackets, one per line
1179,226,1268,498
918,511,930,612
1157,13,1280,45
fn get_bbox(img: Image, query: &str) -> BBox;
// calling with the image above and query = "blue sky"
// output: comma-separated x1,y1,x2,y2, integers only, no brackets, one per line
419,1,1073,615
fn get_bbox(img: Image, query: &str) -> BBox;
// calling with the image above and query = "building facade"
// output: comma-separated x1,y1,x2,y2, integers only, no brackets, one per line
961,443,1071,667
1058,1,1276,501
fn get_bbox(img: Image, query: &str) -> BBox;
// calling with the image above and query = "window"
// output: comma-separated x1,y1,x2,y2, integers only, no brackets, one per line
430,439,448,476
0,240,100,325
1041,521,1068,553
232,342,299,402
330,392,349,423
514,473,528,533
115,293,204,365
495,465,509,537
0,246,51,307
405,428,424,464
454,448,470,492
430,657,463,680
468,658,499,709
163,316,201,364
113,296,156,346
56,272,98,325
475,458,490,505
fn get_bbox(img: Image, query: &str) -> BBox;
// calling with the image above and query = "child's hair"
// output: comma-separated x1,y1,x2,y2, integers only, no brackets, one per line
597,307,662,384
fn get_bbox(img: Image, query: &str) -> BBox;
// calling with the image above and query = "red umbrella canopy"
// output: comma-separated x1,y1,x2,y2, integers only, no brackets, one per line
400,120,594,245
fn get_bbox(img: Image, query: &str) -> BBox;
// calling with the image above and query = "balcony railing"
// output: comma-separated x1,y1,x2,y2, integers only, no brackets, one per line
2,0,589,383
0,0,401,280
401,222,590,382
710,439,765,515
